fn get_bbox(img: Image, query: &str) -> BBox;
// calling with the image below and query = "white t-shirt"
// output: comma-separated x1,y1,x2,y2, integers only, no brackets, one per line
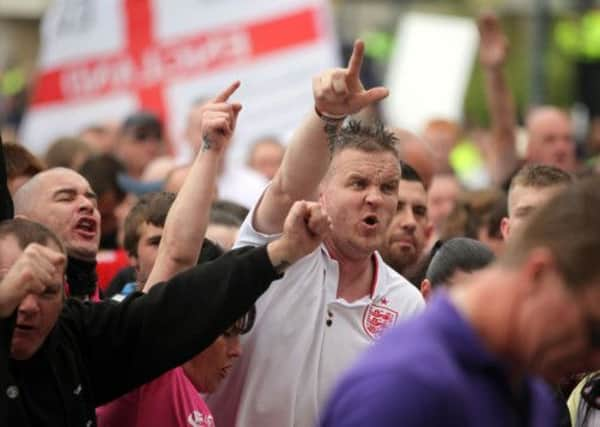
207,204,425,427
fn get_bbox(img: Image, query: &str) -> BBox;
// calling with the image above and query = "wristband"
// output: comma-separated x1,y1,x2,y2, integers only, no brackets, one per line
314,106,346,123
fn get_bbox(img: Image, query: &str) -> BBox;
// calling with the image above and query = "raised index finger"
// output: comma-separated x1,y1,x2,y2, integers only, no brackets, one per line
346,40,365,80
213,80,241,102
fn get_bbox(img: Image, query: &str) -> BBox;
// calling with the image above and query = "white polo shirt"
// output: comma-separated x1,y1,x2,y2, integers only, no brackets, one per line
207,205,425,427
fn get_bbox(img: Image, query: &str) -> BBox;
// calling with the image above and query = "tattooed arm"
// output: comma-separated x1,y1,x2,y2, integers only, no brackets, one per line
144,82,242,291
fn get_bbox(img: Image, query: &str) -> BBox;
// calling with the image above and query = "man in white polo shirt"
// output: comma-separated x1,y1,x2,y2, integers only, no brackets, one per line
208,40,425,427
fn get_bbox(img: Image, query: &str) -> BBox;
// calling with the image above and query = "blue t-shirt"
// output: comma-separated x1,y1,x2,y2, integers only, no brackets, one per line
319,293,558,427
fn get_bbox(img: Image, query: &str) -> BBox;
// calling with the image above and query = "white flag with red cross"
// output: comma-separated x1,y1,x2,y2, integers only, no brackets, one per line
21,0,339,162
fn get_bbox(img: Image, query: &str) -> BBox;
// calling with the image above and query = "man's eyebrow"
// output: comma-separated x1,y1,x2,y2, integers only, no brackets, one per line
515,205,533,215
52,188,98,201
53,188,77,198
347,173,366,179
85,190,98,201
45,280,62,291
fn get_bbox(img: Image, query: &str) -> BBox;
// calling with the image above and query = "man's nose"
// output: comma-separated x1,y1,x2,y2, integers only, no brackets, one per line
18,294,40,315
401,208,417,231
365,187,383,205
78,195,95,213
228,335,242,358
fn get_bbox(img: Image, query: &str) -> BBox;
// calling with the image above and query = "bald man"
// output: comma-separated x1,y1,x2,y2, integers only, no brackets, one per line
392,128,435,189
13,167,101,299
525,107,577,173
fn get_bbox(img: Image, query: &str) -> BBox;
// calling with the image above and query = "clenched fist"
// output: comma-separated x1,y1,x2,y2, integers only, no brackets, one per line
0,243,66,318
267,201,332,272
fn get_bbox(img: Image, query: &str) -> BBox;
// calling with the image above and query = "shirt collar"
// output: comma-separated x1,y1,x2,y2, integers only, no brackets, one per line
320,244,381,300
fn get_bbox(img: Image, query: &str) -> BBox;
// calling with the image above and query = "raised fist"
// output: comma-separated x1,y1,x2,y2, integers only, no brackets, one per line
0,243,66,317
279,201,332,263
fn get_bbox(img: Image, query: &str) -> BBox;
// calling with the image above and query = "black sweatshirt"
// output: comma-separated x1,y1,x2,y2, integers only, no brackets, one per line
1,244,280,427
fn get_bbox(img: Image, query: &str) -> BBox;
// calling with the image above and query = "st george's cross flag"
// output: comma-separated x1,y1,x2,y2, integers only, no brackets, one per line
20,0,339,162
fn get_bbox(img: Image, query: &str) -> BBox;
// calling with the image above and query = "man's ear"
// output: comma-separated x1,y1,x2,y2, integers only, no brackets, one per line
424,221,434,241
128,254,140,272
521,247,557,295
420,279,432,301
500,217,510,241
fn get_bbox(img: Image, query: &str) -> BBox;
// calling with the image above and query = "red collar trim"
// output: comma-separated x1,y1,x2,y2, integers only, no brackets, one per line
322,245,379,299
369,253,379,299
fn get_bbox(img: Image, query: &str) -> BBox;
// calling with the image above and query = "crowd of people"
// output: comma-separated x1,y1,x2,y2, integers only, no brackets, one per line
2,11,600,427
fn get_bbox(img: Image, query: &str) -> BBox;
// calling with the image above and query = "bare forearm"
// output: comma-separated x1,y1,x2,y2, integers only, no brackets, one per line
484,66,515,142
144,81,241,291
144,149,220,291
483,66,518,183
255,110,333,233
279,111,333,199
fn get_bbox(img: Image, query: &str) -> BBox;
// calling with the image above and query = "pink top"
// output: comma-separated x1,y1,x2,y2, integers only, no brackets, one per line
96,367,214,427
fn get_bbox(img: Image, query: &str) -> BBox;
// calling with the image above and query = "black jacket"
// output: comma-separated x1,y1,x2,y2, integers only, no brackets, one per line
0,135,13,221
1,245,279,427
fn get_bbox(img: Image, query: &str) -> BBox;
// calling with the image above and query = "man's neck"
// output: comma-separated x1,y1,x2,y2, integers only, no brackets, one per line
66,255,98,299
450,269,525,379
325,239,375,302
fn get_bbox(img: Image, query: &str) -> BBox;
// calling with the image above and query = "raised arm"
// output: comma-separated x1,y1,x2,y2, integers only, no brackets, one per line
254,40,389,234
143,82,241,291
478,12,519,185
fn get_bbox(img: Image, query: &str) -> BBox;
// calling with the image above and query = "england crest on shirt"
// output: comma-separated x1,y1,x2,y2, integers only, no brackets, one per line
362,303,398,340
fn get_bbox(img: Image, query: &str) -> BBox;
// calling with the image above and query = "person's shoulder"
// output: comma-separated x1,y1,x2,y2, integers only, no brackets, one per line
58,298,89,330
528,375,559,408
375,252,418,292
96,383,141,426
374,257,425,313
321,336,466,427
358,316,461,378
134,369,186,404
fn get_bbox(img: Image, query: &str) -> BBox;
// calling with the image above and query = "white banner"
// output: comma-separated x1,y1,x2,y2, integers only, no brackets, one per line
21,0,339,163
383,12,477,133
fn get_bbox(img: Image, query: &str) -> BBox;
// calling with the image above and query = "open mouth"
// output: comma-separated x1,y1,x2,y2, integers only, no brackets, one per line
75,218,97,236
363,215,379,227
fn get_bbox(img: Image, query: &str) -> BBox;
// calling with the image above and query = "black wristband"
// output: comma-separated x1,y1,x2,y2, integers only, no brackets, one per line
314,106,346,124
